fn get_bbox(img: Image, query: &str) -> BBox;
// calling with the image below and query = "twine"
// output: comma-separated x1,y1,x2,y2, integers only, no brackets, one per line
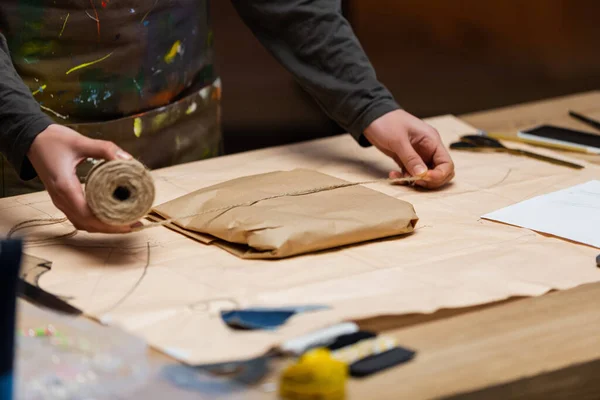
7,217,78,243
85,159,155,226
7,159,154,243
7,165,419,243
137,175,420,231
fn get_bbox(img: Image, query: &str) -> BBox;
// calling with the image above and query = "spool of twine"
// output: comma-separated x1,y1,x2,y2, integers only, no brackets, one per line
85,159,155,226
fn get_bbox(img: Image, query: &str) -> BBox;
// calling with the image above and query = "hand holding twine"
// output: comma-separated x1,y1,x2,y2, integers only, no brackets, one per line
7,159,155,242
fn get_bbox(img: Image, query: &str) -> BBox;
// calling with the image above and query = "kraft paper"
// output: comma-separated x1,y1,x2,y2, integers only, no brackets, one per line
3,115,599,365
150,169,418,259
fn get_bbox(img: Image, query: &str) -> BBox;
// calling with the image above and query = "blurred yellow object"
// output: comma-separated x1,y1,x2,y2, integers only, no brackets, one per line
279,348,348,400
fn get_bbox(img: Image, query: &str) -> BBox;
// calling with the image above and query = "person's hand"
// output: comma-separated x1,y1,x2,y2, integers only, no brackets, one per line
27,124,137,233
364,109,455,189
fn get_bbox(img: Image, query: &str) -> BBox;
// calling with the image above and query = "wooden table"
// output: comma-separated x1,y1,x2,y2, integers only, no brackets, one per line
17,91,600,399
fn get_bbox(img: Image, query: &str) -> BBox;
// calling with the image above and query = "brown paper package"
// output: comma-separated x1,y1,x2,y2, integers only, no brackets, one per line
150,169,419,259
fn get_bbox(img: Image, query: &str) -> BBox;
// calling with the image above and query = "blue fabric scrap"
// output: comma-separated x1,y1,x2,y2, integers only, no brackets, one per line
221,305,329,330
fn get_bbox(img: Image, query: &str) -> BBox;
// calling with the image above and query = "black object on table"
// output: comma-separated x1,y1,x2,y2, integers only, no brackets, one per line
326,331,377,351
0,239,23,400
569,110,600,132
17,280,81,316
349,346,416,378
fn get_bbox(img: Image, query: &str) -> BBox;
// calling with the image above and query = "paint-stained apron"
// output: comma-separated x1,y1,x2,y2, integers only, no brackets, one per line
0,0,221,197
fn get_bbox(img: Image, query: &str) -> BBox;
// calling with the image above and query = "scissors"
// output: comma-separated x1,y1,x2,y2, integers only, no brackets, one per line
450,135,584,169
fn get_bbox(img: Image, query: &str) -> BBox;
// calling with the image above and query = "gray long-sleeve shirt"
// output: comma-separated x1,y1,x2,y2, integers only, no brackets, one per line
0,0,399,180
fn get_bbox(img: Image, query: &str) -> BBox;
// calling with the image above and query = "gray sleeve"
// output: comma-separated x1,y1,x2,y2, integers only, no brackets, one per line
231,0,400,146
0,34,53,180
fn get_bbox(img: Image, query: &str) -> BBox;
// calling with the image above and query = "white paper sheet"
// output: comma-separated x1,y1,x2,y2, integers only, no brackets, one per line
482,180,600,248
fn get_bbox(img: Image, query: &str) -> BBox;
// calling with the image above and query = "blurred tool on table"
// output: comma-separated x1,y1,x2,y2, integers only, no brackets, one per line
449,135,584,169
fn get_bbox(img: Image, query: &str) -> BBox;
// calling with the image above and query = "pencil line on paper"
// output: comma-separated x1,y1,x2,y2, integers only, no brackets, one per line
100,242,150,315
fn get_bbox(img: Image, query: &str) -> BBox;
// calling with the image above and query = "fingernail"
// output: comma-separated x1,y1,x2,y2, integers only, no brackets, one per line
414,165,427,177
130,221,143,229
116,150,133,160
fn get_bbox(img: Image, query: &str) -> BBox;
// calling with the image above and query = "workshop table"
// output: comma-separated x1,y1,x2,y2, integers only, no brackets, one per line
12,91,600,399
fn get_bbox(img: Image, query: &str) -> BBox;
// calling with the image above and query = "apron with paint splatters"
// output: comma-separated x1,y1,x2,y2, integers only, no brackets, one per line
0,0,221,197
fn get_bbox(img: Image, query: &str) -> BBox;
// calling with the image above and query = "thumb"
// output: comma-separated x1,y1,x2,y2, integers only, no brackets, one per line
389,138,428,177
76,137,132,161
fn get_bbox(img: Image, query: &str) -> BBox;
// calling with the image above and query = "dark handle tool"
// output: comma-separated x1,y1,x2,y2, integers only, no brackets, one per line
451,135,584,169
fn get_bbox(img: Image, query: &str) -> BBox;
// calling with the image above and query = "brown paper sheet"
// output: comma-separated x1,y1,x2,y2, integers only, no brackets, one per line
150,169,418,259
2,115,600,365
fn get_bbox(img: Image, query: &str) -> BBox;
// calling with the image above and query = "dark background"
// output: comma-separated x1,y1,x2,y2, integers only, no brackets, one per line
212,1,600,154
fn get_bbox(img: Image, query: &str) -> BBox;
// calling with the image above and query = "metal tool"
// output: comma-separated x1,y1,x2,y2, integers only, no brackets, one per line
450,135,584,169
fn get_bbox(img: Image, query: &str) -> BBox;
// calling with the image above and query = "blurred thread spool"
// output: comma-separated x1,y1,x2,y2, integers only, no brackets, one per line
85,159,155,226
279,348,347,400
